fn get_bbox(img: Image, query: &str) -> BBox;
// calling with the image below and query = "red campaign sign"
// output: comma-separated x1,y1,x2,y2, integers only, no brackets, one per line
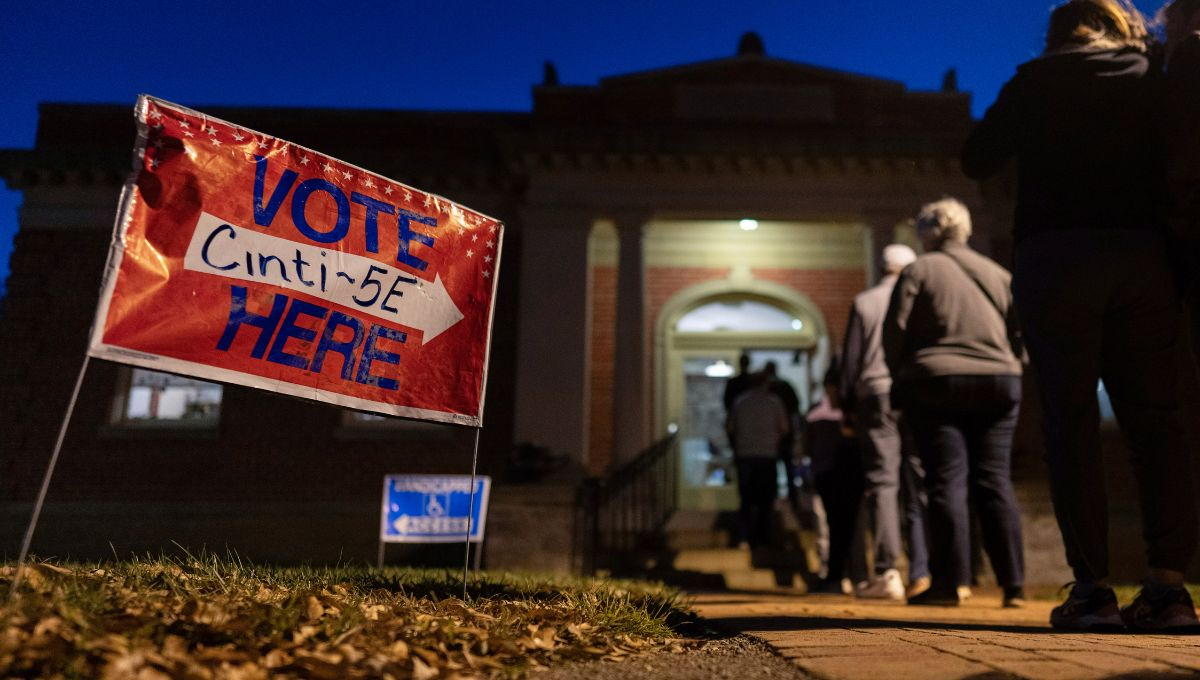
88,95,504,426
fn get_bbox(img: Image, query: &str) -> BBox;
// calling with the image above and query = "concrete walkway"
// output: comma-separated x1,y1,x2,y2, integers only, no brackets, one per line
692,591,1200,679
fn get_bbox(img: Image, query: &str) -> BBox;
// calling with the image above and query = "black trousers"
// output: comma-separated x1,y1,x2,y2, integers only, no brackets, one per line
904,375,1025,592
1015,229,1198,581
815,449,864,582
736,458,778,547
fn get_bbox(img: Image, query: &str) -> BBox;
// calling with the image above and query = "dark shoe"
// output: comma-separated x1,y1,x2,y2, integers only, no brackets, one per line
1120,584,1200,632
811,578,850,595
1003,586,1027,609
1050,584,1122,630
907,588,960,606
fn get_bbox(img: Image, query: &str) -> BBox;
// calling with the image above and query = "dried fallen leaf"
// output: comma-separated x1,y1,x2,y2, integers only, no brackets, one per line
306,596,324,620
412,656,438,680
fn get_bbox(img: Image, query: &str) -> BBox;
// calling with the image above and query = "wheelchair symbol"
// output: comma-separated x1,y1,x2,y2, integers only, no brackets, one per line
425,493,449,516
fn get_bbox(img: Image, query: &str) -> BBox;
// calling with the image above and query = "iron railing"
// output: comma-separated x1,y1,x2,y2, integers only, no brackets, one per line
577,433,678,575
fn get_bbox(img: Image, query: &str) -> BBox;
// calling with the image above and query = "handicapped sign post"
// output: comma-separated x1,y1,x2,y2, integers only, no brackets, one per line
379,475,492,570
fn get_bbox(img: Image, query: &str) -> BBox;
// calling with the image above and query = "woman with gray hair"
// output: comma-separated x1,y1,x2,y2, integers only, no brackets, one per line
882,197,1026,608
963,0,1197,631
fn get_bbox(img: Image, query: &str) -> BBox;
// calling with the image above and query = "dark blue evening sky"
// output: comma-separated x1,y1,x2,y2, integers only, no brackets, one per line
0,0,1167,295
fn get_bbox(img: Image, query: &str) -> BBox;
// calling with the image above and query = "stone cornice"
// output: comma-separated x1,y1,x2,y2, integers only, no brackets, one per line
515,149,960,177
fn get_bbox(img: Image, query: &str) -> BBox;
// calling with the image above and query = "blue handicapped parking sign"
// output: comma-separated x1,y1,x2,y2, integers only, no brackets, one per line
381,475,491,543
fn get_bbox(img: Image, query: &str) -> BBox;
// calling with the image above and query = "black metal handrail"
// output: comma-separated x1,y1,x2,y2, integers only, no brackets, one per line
577,433,678,575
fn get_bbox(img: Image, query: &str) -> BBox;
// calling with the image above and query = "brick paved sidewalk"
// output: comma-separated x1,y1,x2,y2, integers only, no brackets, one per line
692,591,1200,679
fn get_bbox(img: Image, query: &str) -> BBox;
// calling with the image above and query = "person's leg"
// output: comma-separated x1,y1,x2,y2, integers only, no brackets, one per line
899,418,930,584
751,458,778,547
964,376,1026,596
1014,238,1108,584
1101,235,1198,585
856,395,903,575
735,459,754,546
816,460,861,585
906,381,971,596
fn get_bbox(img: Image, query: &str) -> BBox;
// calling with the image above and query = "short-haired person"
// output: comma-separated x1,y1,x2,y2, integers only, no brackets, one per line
841,243,926,600
882,198,1026,608
964,0,1198,630
728,371,790,548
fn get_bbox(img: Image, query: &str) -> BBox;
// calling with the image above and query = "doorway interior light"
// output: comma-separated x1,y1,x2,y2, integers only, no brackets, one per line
704,360,736,378
739,219,759,231
791,319,803,331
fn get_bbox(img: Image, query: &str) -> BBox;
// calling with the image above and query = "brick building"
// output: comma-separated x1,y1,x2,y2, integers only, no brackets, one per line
0,36,1024,573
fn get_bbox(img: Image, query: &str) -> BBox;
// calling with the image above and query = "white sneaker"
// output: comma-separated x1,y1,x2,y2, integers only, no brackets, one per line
855,568,905,600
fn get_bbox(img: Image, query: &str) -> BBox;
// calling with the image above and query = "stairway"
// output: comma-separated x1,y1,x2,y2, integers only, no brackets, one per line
633,503,821,592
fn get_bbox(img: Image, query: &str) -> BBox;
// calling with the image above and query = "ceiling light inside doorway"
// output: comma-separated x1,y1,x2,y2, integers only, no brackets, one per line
791,319,803,331
739,219,759,231
704,360,736,378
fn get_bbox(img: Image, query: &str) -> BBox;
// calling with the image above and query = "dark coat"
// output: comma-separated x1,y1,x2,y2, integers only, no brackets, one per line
962,46,1166,243
1167,34,1200,240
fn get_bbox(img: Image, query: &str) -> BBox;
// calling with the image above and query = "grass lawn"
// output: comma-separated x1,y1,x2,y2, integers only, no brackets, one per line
0,554,693,679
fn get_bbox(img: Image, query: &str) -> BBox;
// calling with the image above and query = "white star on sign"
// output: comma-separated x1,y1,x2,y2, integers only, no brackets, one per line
322,162,334,173
342,170,353,181
484,254,493,263
423,195,432,208
486,240,494,248
403,190,412,202
183,130,195,138
466,249,474,258
149,109,162,120
300,156,311,166
488,225,497,234
483,269,491,278
233,132,246,141
207,127,218,136
363,177,375,189
471,233,478,242
384,185,394,195
258,140,269,149
210,138,222,146
179,120,190,129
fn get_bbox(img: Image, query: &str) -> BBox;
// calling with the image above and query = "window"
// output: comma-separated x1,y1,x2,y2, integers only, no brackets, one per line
112,368,222,427
675,299,805,333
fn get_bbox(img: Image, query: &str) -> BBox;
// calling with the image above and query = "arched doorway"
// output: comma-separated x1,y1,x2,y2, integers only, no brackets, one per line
657,280,829,510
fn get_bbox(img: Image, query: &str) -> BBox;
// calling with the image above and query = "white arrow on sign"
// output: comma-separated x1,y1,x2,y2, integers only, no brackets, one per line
183,211,465,342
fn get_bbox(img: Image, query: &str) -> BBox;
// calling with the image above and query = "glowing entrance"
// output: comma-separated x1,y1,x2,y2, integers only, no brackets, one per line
657,282,829,511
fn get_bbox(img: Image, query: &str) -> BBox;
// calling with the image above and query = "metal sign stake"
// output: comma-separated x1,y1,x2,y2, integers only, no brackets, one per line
9,354,91,602
462,426,482,600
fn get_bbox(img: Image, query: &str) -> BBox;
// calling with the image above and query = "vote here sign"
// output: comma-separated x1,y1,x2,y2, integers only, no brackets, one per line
88,95,504,425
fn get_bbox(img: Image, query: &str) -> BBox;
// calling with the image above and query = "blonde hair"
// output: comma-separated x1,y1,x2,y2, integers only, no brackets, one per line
1045,0,1151,52
916,198,972,245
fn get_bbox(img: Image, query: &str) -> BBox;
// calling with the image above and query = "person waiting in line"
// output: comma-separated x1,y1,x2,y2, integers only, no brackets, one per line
1165,0,1200,363
882,198,1026,609
805,362,865,594
727,371,790,549
764,361,802,516
840,243,926,601
723,353,754,415
963,0,1198,630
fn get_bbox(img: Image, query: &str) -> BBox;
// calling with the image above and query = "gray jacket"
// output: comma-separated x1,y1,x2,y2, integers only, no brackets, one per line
883,242,1022,382
841,274,899,407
